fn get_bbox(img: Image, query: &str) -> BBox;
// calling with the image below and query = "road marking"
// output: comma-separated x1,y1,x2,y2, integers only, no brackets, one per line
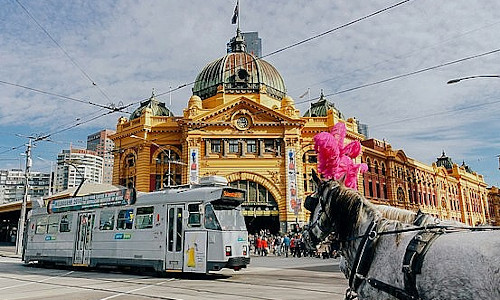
0,270,74,290
98,279,178,300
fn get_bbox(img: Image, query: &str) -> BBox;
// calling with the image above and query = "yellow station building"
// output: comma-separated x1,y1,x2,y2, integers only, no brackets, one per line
110,30,491,233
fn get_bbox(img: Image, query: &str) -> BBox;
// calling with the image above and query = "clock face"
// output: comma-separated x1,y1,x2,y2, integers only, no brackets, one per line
236,116,249,129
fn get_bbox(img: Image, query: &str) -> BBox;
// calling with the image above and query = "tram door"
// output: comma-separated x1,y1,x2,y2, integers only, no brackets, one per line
74,212,95,265
165,205,184,270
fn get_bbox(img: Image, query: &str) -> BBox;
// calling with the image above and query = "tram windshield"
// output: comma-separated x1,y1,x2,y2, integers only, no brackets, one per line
205,202,246,231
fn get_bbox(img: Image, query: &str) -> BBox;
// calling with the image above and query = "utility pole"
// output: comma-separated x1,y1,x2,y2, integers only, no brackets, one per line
16,138,32,256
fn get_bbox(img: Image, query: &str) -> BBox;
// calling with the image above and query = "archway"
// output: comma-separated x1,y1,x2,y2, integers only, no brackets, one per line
228,179,280,234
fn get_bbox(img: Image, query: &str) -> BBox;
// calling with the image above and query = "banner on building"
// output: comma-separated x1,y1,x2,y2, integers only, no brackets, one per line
190,148,199,184
286,148,301,215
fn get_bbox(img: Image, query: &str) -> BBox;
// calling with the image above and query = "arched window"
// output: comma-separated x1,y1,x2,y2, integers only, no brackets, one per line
155,149,182,189
366,158,371,172
374,161,379,175
381,163,386,176
229,180,278,211
397,187,405,202
121,153,136,188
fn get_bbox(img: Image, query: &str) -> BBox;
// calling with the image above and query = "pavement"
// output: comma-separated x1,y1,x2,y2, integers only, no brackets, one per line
0,242,20,259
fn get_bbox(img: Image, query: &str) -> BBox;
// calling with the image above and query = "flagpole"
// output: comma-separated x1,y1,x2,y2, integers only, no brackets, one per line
237,0,240,31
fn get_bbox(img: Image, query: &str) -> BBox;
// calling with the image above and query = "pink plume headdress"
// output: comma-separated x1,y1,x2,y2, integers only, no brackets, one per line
313,122,368,189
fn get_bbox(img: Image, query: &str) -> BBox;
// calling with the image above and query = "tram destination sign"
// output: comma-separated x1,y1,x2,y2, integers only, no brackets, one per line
47,188,136,214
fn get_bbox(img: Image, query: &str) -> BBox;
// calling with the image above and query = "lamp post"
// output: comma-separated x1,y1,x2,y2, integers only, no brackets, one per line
447,75,500,84
130,135,185,187
447,74,500,171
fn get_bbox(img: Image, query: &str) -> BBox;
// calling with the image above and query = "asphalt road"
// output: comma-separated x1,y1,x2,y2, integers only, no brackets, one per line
0,255,349,300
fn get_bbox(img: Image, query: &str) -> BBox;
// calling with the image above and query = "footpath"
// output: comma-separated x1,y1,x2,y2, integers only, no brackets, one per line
0,243,20,259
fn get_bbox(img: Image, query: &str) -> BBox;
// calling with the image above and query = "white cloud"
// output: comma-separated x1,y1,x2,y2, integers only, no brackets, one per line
0,0,499,186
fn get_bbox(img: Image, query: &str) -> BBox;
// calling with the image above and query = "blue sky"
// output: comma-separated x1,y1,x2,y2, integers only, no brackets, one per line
0,0,499,187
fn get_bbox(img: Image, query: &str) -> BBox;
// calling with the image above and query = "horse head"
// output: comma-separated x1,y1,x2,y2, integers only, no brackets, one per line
303,169,342,250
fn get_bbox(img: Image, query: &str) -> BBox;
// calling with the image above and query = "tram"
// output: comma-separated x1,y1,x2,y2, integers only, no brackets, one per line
24,176,250,274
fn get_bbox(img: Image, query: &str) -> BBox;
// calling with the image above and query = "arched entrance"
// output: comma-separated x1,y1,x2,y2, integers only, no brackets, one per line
229,180,280,234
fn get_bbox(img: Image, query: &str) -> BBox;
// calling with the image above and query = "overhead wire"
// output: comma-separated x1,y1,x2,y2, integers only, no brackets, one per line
127,0,413,107
0,79,131,113
289,19,500,96
14,0,114,104
294,47,500,106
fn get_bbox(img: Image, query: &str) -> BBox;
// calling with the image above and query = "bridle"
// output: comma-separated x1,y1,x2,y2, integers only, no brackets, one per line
303,180,338,249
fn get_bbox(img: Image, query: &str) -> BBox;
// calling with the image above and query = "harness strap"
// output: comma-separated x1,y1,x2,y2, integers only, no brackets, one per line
402,229,444,299
366,278,420,300
348,221,378,293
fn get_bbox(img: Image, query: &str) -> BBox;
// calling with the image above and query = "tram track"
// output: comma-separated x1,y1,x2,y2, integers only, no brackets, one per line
0,266,345,299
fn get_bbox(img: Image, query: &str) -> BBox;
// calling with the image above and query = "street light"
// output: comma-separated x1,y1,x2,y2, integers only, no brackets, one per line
129,135,185,187
447,75,500,84
447,75,500,171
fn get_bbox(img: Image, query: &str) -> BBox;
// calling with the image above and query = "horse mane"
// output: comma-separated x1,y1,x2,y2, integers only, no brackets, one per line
376,205,417,224
326,181,381,239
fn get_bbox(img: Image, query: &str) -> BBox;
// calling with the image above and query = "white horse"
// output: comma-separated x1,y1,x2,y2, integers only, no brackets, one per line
303,171,500,300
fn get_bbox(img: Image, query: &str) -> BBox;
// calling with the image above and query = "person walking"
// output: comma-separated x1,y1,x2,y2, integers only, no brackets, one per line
283,235,290,257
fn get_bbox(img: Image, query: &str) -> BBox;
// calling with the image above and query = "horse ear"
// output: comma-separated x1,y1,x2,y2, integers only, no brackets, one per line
311,169,322,185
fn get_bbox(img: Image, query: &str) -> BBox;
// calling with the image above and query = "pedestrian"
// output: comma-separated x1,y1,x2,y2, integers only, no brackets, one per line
283,235,290,257
262,237,269,256
255,236,262,255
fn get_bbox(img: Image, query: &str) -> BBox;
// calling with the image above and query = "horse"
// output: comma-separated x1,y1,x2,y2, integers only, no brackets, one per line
303,171,500,300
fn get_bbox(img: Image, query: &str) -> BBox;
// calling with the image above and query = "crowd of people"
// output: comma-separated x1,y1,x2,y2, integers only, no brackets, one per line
248,229,339,259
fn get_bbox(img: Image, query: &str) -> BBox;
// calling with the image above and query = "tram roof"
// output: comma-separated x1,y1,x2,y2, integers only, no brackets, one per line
136,184,233,205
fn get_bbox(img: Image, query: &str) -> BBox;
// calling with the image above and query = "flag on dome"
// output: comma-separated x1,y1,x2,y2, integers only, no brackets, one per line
231,1,239,24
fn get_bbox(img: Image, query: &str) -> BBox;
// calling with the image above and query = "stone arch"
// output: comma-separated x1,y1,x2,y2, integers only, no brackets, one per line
120,148,137,167
226,171,280,204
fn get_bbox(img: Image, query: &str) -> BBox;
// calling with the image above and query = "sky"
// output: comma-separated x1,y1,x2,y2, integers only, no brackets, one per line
0,0,499,187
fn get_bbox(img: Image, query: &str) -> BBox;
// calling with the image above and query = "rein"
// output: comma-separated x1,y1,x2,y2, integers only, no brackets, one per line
339,224,500,243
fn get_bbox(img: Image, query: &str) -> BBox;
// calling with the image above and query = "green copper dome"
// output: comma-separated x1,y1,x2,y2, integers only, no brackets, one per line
192,31,286,101
129,91,174,120
302,91,344,118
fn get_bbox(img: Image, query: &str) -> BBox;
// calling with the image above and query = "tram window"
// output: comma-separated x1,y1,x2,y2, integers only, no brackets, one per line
35,217,48,234
135,206,154,229
99,210,115,230
117,209,134,230
176,207,183,251
188,203,201,227
168,208,174,251
47,215,59,234
60,214,71,232
204,204,221,230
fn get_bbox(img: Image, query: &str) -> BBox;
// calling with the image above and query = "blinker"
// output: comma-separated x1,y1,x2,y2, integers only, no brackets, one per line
304,195,319,212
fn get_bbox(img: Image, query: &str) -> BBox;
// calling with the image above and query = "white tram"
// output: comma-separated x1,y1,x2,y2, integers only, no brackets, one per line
24,176,250,273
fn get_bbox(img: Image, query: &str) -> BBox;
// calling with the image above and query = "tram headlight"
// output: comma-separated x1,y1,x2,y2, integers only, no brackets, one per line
225,246,232,256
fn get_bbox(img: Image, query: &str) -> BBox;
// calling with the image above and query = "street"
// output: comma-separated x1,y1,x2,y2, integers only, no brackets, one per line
0,253,348,300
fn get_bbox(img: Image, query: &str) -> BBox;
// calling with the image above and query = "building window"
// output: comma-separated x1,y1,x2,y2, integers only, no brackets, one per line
247,139,257,153
381,164,386,176
126,154,135,167
229,139,239,153
376,182,380,198
211,139,221,153
264,139,275,153
368,181,373,197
